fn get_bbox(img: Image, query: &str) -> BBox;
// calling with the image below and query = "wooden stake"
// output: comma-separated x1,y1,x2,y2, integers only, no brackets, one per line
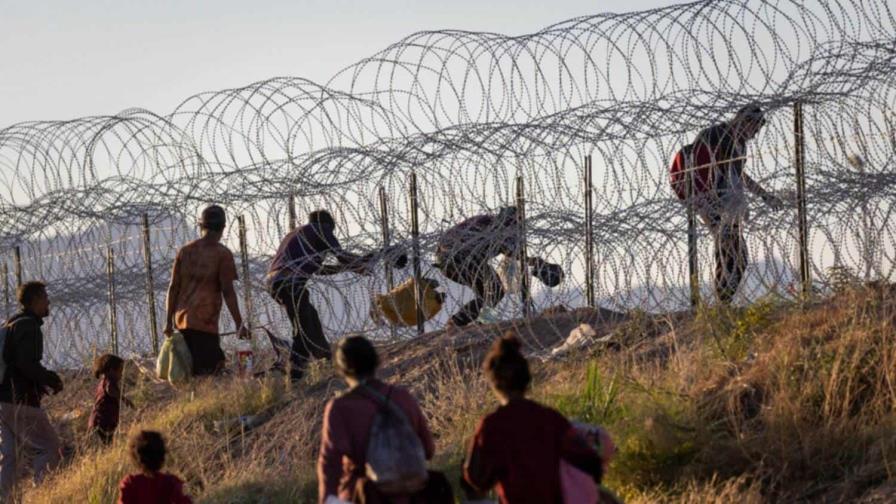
142,214,159,353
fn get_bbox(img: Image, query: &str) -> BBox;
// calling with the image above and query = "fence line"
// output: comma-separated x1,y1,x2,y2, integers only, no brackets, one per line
1,0,893,366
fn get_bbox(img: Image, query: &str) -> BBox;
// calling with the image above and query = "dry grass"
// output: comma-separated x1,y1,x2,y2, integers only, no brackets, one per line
16,283,896,503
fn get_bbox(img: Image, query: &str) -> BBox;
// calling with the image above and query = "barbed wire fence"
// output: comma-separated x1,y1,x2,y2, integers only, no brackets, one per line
1,0,894,367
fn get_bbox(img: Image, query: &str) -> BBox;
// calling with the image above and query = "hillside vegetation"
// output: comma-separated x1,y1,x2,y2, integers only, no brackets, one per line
22,283,896,503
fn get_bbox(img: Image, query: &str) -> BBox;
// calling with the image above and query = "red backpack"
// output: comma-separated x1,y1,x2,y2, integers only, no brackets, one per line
669,142,714,200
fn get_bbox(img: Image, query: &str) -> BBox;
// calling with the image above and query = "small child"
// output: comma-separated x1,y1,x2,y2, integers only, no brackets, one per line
88,354,133,444
118,431,192,504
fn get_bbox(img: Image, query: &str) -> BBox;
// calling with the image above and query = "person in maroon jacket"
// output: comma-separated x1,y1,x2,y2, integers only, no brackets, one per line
462,332,604,503
88,354,133,445
317,336,452,504
118,430,192,504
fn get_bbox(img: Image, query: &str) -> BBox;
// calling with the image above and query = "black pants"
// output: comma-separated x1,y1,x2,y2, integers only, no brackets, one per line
270,282,331,378
711,221,748,304
180,329,226,376
437,253,504,326
92,428,113,446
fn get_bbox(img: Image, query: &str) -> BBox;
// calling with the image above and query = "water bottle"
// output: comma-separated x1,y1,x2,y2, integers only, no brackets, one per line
236,338,254,378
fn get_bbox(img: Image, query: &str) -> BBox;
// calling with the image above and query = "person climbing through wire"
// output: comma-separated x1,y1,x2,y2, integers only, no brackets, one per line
435,206,562,328
267,210,372,381
671,105,785,303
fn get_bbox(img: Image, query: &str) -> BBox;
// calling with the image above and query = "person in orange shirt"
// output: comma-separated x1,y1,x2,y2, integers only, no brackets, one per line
163,205,249,376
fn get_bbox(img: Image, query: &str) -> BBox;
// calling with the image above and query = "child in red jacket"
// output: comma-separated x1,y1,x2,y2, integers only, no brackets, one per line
88,354,133,445
118,431,192,504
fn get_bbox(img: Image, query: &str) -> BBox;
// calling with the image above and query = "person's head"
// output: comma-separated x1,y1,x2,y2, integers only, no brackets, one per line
130,430,166,474
308,209,336,230
732,104,766,141
17,281,49,318
93,353,125,380
483,332,531,402
497,206,519,226
198,205,227,238
335,336,379,384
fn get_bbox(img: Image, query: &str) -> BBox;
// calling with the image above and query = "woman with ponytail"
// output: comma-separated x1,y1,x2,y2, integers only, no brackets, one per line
462,332,604,503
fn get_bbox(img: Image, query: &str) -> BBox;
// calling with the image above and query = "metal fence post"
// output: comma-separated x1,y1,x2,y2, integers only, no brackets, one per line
379,187,395,291
142,214,159,353
686,150,700,308
794,101,811,298
379,186,397,339
107,245,119,354
408,173,426,336
2,262,9,319
288,193,297,231
516,175,532,318
584,155,595,308
238,215,253,331
13,246,22,287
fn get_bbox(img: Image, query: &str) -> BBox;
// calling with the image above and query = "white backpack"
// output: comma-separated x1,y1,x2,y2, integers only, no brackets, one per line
359,385,428,495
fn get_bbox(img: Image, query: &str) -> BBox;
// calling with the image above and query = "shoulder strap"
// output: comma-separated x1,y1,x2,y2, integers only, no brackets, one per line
355,383,411,425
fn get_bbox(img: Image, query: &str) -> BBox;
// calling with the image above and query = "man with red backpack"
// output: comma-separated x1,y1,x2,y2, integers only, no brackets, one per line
671,105,784,303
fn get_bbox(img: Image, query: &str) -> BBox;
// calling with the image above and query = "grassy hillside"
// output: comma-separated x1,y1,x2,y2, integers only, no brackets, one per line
22,283,896,503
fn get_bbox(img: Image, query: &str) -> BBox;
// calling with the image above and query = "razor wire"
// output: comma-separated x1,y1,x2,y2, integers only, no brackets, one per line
0,0,895,367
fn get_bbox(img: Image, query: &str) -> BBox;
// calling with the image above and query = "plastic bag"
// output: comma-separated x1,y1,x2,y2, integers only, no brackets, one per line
156,331,193,384
562,422,621,504
374,278,444,327
155,336,173,380
560,459,599,504
497,255,522,294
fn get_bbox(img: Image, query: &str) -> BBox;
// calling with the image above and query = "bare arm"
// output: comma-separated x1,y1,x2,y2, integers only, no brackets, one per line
163,256,181,336
221,280,244,331
744,172,783,209
743,172,769,197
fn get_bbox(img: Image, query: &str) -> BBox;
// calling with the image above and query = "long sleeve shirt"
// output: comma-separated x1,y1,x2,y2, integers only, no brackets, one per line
436,214,519,262
463,398,603,504
117,472,192,504
268,223,343,287
316,379,435,503
0,311,61,407
88,375,122,433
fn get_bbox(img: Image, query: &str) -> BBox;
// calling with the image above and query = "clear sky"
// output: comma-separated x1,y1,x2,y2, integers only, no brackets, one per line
0,0,680,127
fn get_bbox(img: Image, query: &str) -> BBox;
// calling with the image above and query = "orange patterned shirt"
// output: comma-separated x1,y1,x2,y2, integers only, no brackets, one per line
170,239,238,335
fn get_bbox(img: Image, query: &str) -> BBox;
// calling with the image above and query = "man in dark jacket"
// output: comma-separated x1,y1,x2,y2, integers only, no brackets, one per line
267,210,370,381
436,206,527,327
0,281,64,497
